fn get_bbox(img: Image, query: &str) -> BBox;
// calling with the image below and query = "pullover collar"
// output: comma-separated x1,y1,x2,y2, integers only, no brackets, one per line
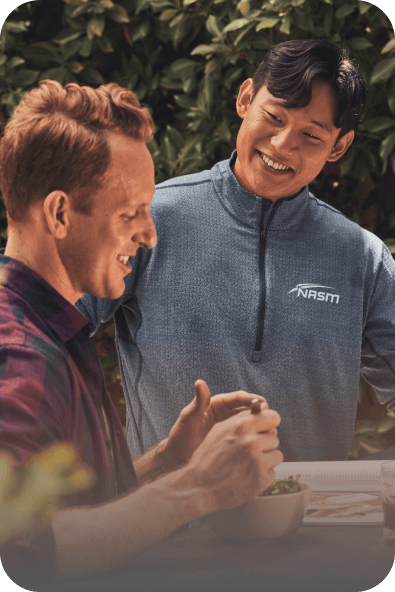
211,150,310,231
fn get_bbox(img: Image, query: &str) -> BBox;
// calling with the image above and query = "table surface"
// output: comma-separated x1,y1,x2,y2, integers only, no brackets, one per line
51,521,395,592
47,447,395,592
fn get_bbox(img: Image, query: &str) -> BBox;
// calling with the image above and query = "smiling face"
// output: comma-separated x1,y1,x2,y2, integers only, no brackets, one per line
61,132,157,301
233,79,354,202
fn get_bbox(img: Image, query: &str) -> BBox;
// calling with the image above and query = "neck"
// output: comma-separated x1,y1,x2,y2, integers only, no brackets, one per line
5,225,80,304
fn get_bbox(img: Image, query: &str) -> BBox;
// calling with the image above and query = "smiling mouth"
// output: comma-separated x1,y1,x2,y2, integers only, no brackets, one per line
117,255,130,266
258,151,292,172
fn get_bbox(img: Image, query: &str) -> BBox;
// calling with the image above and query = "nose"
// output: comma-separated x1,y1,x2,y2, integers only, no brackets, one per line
133,210,157,250
270,127,298,154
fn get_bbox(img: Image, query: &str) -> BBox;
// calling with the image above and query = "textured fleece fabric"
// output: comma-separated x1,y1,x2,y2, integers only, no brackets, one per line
77,152,395,462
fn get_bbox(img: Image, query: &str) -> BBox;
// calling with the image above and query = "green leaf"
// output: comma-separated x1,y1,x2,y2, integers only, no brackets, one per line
388,93,395,114
108,4,131,23
131,21,150,42
237,0,250,14
159,9,178,21
97,35,114,52
174,94,196,109
382,38,395,55
170,13,184,27
0,54,7,67
39,67,67,84
87,15,105,38
4,21,28,33
169,58,197,78
79,67,106,85
161,136,177,164
183,0,199,4
335,4,356,19
279,15,291,35
290,0,306,5
361,117,395,133
379,131,395,160
377,415,395,434
358,1,371,15
371,58,395,85
348,37,373,51
256,18,280,31
79,36,93,58
7,56,25,69
206,15,223,38
68,61,84,74
201,75,214,113
294,10,313,32
166,125,184,151
53,28,84,45
11,69,40,87
136,0,151,13
222,18,250,34
339,145,356,177
191,44,217,56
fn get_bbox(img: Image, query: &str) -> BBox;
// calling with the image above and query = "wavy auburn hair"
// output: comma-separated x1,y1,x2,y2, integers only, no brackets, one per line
0,81,154,221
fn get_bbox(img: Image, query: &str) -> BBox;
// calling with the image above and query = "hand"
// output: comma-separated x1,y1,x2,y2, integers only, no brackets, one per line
186,406,283,513
166,380,269,465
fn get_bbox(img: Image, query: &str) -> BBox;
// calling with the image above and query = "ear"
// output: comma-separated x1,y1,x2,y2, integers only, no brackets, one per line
326,130,354,162
43,191,71,239
236,79,254,119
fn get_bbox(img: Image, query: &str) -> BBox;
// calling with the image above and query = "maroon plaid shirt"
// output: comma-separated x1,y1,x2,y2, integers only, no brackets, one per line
0,253,137,506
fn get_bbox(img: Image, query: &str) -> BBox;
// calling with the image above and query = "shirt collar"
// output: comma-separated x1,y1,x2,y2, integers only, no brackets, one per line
0,251,95,343
211,150,310,230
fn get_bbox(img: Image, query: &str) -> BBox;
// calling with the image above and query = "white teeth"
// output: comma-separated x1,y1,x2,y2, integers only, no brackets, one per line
117,255,129,266
260,153,289,171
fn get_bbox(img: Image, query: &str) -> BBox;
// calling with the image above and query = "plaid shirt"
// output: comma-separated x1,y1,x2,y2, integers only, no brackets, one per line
0,252,137,506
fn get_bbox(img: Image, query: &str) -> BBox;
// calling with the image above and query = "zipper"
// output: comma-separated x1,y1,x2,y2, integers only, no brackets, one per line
252,201,280,363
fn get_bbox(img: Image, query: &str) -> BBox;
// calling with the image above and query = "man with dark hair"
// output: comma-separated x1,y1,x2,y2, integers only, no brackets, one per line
0,80,282,583
78,39,395,463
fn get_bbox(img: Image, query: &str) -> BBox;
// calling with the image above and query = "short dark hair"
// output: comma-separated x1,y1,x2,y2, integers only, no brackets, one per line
252,40,368,139
0,81,154,222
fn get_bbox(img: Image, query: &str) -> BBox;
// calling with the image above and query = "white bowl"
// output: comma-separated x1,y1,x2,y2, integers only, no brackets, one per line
205,483,310,544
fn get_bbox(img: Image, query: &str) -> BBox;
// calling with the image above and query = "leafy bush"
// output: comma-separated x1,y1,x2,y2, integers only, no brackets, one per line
1,0,395,457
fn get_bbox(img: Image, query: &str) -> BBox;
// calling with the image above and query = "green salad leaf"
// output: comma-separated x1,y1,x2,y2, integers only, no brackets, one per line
259,475,302,496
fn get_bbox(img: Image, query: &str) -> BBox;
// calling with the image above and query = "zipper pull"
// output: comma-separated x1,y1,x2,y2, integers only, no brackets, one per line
260,229,266,240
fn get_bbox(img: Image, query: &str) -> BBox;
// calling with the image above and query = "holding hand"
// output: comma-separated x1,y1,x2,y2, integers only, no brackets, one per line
166,380,269,464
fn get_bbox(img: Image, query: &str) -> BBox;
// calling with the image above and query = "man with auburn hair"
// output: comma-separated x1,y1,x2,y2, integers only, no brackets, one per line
0,80,282,584
78,39,395,463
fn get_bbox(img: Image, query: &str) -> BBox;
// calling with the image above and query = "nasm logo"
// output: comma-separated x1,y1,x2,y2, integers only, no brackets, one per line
288,284,340,304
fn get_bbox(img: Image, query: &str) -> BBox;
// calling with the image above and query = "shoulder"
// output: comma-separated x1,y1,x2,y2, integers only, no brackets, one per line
0,288,67,366
152,167,214,210
308,192,385,256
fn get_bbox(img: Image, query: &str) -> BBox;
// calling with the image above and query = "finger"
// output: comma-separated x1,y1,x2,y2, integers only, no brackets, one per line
194,379,212,414
250,409,281,432
258,431,280,452
212,392,268,409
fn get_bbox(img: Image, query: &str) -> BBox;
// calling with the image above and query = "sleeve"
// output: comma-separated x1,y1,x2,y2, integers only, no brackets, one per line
361,243,395,412
0,344,68,462
75,247,148,333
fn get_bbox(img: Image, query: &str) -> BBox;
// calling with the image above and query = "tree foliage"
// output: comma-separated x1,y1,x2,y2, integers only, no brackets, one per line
1,0,395,457
0,0,395,243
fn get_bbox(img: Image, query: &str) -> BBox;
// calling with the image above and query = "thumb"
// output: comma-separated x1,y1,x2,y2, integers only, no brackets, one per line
194,379,211,414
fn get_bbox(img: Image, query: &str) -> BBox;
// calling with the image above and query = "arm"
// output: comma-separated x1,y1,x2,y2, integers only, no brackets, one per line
361,243,395,412
53,407,282,578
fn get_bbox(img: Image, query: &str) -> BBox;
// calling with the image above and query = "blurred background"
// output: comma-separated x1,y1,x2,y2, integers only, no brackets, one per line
1,0,395,458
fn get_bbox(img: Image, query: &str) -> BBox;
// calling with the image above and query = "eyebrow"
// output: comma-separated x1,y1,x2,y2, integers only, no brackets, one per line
265,98,333,133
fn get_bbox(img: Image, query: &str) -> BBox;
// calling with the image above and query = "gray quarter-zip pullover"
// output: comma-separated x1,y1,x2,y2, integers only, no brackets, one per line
77,152,395,461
